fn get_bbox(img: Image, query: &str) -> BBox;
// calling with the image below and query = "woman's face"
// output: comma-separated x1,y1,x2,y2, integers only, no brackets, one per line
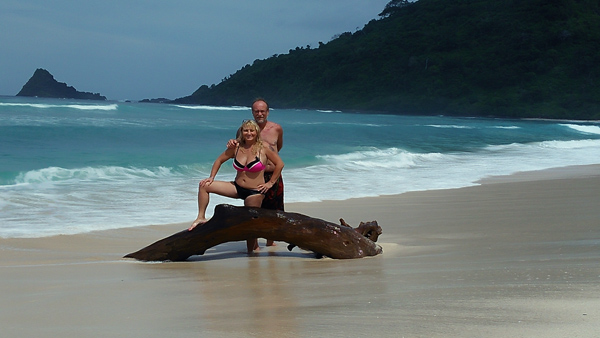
241,125,258,142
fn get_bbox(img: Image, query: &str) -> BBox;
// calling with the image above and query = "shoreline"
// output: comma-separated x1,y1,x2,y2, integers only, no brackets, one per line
1,164,599,337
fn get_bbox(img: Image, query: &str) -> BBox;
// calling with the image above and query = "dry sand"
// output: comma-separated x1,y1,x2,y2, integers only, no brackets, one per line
1,165,599,337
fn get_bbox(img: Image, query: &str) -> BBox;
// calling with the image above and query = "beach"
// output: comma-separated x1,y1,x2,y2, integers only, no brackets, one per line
1,165,599,337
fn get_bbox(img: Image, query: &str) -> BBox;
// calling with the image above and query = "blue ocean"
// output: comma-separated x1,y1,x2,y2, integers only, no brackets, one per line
1,96,599,238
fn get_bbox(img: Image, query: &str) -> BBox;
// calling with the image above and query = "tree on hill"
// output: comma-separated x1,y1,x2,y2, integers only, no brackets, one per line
174,0,600,120
379,0,413,17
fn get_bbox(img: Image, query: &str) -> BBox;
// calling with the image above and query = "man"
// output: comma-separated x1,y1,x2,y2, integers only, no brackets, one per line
228,98,284,247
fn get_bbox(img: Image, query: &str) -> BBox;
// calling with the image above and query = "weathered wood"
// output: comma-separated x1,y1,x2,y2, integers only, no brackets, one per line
124,204,383,261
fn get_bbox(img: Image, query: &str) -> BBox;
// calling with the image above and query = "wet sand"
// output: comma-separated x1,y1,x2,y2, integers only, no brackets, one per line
1,165,599,337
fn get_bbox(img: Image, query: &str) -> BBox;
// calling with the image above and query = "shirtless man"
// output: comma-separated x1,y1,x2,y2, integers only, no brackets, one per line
228,98,284,246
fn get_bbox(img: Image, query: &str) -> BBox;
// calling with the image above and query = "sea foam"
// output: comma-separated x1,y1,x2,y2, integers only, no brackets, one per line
561,123,600,135
10,166,181,186
0,102,118,111
173,105,248,111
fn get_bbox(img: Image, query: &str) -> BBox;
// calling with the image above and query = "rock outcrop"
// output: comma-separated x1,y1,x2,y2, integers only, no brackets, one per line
17,68,106,100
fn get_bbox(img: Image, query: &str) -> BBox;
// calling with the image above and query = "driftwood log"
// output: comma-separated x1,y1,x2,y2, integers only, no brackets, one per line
124,204,383,261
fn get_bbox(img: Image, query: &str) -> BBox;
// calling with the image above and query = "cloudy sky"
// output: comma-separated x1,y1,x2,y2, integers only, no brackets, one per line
1,1,391,101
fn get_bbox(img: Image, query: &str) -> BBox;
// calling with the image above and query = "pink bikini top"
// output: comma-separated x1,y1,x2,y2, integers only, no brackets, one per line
232,148,266,173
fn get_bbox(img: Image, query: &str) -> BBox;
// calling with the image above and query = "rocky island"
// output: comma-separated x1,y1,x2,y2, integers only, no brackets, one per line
17,68,106,100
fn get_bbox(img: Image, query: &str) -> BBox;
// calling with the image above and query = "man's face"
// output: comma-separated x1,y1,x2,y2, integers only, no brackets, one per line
252,101,269,124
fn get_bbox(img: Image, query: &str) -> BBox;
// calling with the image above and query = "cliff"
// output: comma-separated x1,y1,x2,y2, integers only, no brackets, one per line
17,69,106,101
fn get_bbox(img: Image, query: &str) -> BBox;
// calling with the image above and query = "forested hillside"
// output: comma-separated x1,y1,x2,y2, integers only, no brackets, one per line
174,0,600,119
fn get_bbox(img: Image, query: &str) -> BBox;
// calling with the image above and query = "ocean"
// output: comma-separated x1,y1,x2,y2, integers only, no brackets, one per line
1,96,599,238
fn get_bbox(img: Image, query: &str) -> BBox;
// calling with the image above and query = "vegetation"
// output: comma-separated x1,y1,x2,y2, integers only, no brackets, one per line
174,0,600,120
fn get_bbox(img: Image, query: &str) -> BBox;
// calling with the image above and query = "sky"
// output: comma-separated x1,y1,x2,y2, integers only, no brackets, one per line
1,1,391,101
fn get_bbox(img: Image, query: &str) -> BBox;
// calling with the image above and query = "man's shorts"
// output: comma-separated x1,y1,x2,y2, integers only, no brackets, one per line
262,172,284,211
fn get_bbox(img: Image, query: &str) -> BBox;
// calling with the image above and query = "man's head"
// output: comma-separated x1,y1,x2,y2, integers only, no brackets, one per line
252,98,269,125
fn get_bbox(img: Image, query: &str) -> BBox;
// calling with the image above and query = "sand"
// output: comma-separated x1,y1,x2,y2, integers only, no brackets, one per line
1,165,599,337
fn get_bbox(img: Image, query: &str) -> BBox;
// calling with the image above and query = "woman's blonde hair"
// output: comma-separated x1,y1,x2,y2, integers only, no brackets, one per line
236,120,263,154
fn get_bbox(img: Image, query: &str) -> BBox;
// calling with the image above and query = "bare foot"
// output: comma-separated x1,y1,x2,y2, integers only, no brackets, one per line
266,240,277,247
188,217,208,231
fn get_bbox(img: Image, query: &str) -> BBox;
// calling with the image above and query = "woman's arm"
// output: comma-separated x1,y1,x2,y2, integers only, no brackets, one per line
200,148,235,186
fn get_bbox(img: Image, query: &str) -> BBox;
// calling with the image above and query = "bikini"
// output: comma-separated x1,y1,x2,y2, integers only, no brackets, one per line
232,150,266,173
232,147,266,199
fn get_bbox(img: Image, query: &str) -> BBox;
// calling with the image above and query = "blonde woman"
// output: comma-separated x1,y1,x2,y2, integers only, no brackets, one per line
189,120,284,252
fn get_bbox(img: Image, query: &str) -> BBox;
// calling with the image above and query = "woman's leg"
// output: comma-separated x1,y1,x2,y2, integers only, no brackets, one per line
244,194,265,252
189,181,237,231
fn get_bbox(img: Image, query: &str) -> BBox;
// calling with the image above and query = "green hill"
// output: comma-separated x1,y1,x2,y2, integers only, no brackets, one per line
174,0,600,120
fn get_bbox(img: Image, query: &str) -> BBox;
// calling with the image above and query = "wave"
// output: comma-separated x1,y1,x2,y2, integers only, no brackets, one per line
286,139,600,202
303,138,600,174
313,139,600,181
5,139,599,188
561,123,600,135
172,104,248,111
487,138,600,152
490,126,521,129
425,124,521,130
317,147,445,169
3,139,600,238
425,124,473,129
288,121,389,127
0,102,118,111
6,165,185,186
537,139,600,149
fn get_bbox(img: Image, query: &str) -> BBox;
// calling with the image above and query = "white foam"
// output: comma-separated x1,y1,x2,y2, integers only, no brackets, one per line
10,165,183,186
283,139,600,203
173,105,248,111
561,123,600,135
491,126,521,129
2,137,600,238
425,124,473,129
0,102,118,111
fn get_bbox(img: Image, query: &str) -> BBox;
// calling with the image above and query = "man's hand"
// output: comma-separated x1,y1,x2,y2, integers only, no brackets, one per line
226,139,239,149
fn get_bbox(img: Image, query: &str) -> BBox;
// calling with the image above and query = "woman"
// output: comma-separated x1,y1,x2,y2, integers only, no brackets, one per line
188,120,284,252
